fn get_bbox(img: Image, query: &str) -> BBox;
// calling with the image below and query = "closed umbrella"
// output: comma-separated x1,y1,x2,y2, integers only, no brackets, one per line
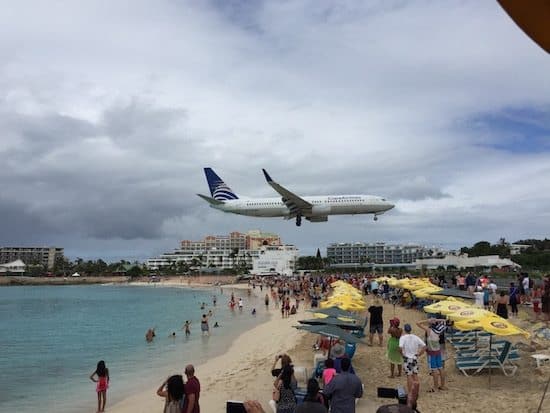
297,317,362,331
295,323,364,356
308,306,362,321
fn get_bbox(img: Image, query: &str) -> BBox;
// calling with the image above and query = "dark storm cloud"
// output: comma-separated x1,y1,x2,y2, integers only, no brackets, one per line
0,198,57,244
0,99,198,242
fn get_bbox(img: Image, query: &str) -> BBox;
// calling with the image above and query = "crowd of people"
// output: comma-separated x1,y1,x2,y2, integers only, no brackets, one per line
92,271,550,413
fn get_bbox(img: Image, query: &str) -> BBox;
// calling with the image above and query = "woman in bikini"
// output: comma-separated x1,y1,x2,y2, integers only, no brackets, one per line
90,360,109,413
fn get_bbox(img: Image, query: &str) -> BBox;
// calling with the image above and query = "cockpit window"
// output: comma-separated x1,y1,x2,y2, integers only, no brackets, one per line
381,198,386,201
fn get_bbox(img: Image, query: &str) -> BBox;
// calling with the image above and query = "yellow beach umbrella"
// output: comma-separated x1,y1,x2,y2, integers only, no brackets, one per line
479,318,530,338
413,286,443,298
424,300,472,315
447,308,499,322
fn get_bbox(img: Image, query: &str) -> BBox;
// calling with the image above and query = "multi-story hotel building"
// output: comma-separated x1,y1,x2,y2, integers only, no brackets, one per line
0,246,64,270
147,230,295,274
326,242,436,265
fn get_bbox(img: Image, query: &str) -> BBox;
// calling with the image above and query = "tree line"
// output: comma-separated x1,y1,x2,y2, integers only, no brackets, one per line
460,238,550,270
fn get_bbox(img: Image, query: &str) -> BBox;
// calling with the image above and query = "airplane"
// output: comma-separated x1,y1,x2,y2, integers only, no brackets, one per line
197,167,394,226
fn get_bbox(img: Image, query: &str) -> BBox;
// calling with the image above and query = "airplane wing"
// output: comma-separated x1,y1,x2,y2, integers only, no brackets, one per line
262,169,312,216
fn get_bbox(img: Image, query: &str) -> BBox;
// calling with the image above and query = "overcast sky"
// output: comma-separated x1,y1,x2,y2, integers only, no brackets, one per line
1,1,549,261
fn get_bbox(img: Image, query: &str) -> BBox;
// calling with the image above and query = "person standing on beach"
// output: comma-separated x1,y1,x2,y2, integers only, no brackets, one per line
265,293,270,310
387,317,403,378
157,375,185,413
368,297,384,346
399,324,426,410
323,357,363,413
496,291,509,319
183,364,200,413
509,282,519,317
416,319,447,392
90,360,109,413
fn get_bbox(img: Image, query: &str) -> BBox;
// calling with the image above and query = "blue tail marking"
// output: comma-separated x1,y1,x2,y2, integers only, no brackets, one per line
204,168,239,200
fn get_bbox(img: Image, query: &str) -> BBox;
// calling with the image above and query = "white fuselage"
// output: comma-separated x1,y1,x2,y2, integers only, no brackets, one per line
210,194,394,219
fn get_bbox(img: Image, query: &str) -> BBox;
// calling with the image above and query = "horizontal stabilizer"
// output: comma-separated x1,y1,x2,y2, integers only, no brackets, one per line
197,194,225,205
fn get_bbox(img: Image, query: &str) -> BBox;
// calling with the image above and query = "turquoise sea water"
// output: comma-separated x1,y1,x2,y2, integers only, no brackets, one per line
0,284,265,413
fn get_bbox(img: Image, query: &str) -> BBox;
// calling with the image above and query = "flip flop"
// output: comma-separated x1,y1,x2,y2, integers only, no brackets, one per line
427,388,436,393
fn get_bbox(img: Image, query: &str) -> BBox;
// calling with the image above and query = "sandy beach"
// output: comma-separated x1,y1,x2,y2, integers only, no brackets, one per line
107,281,550,413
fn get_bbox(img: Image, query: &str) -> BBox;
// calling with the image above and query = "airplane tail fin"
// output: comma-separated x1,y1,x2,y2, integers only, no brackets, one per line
204,167,239,200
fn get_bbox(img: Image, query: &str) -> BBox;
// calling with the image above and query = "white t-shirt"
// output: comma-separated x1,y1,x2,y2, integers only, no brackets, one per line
474,291,484,307
523,277,530,290
488,282,498,293
399,333,425,358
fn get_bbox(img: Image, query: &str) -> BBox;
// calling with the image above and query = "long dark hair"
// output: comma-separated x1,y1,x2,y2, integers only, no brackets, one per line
167,375,185,401
304,378,320,402
95,360,107,377
280,365,294,389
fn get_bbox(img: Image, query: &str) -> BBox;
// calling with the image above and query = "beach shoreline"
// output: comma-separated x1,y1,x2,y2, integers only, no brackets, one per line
0,274,238,287
81,281,550,413
106,281,305,413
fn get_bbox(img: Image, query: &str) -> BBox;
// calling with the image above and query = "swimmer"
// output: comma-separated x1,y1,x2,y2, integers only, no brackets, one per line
213,322,220,328
169,331,176,338
252,308,256,315
208,310,213,317
145,328,155,342
183,321,191,336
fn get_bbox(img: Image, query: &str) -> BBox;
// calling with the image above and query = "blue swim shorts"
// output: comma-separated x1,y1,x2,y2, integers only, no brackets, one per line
428,353,443,370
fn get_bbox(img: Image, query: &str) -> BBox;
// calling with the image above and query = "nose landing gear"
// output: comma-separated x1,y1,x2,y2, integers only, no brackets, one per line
373,215,378,221
296,215,302,226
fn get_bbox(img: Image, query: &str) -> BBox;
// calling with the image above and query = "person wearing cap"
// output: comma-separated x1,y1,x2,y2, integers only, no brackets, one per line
386,317,403,378
398,324,425,409
331,342,355,374
417,319,447,392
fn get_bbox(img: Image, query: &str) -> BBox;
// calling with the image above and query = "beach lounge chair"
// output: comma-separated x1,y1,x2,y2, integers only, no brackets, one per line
450,336,505,351
447,330,491,344
455,341,519,359
455,341,519,376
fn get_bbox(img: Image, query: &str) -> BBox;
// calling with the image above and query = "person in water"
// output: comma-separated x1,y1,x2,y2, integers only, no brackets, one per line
146,328,156,342
201,314,210,336
90,360,109,413
213,321,220,328
183,321,191,336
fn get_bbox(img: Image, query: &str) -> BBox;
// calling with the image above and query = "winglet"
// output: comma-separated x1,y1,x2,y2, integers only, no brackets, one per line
262,169,273,183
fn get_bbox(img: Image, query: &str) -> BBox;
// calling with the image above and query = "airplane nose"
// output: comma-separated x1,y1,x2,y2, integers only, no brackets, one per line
387,203,395,210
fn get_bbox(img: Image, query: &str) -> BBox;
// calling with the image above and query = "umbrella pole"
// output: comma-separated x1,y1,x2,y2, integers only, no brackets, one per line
327,337,333,359
489,334,493,388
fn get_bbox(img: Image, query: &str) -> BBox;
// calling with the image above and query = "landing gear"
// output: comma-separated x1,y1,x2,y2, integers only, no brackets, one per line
373,215,378,221
296,215,302,226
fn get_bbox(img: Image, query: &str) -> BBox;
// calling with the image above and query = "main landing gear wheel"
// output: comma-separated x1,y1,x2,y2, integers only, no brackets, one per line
296,215,302,226
373,215,378,221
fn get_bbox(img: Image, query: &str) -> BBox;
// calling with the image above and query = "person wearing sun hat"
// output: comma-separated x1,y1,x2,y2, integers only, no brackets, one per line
417,318,447,392
387,317,403,378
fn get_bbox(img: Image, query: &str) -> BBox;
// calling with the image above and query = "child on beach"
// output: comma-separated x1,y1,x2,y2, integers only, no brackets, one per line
90,360,109,413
